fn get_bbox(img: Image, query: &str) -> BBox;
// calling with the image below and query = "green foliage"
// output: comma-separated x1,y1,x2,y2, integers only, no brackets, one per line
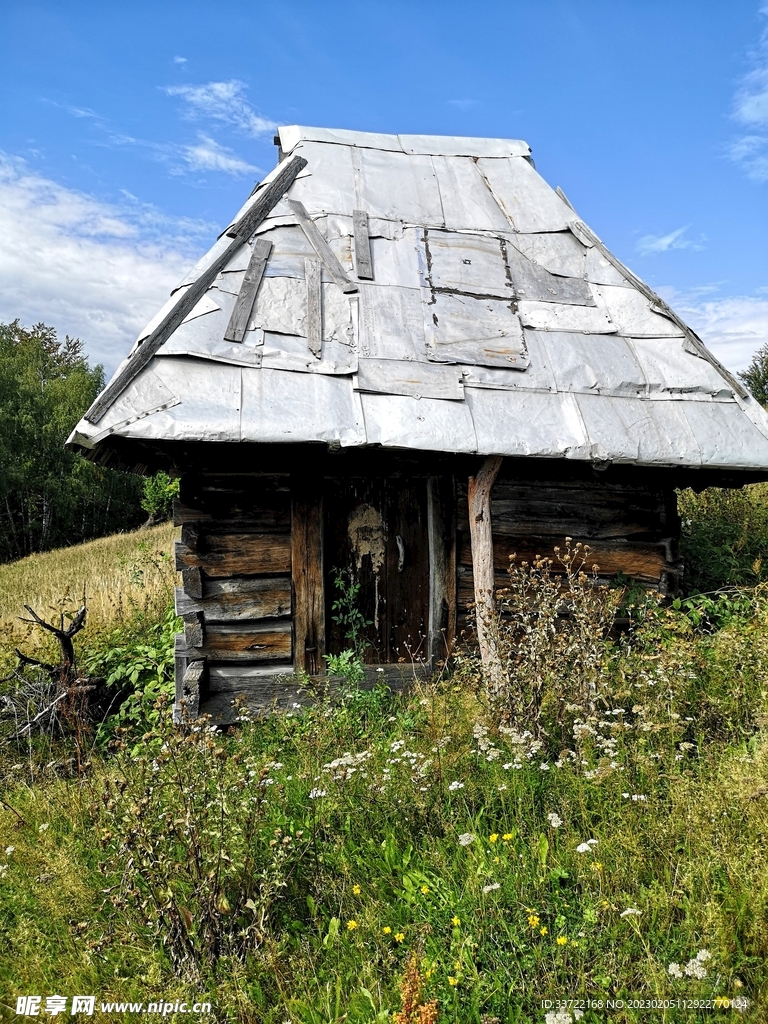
81,604,180,744
738,341,768,407
0,320,144,562
329,567,373,655
677,485,768,593
141,471,180,523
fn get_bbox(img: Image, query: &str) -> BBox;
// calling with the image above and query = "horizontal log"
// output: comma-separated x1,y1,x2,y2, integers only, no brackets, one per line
173,500,291,531
175,577,292,622
175,535,291,577
457,536,668,585
199,622,292,662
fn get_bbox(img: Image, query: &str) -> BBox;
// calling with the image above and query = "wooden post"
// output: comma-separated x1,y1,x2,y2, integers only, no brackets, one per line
427,475,455,671
467,455,503,690
291,476,325,676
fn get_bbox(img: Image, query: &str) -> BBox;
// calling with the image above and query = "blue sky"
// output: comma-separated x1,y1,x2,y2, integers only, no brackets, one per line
1,0,767,375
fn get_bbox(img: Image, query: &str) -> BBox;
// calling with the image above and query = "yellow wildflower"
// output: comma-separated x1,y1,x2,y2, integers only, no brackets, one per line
502,832,514,841
489,833,499,843
347,920,358,931
395,932,405,943
451,915,461,927
448,977,458,987
352,883,361,895
383,926,392,934
590,862,603,872
527,914,540,928
557,936,568,946
421,885,430,895
540,926,547,935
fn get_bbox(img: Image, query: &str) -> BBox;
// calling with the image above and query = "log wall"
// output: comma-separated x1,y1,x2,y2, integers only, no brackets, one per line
456,471,681,635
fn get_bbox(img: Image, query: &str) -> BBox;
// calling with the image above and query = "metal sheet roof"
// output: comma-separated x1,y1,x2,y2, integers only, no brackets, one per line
69,126,768,473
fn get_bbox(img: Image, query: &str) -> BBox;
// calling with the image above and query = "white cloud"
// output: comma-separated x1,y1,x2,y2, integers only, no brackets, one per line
0,155,213,375
658,285,768,372
636,226,704,256
182,134,260,176
165,80,277,137
730,12,768,180
173,56,187,65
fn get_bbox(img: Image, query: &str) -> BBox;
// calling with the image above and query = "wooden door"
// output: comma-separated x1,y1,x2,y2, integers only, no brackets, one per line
324,477,429,664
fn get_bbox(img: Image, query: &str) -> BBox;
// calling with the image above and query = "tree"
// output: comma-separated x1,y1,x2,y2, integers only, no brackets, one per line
0,320,144,563
738,343,768,408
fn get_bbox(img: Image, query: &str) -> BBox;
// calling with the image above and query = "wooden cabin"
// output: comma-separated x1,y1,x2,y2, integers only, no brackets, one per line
67,126,768,723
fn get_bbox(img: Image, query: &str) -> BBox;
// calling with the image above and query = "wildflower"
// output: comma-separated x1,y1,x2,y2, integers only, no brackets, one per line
4,846,14,856
352,884,361,895
527,914,540,928
395,932,405,943
448,781,464,791
38,823,49,832
451,915,461,926
482,883,500,893
556,936,568,946
420,885,430,895
383,926,392,934
448,977,458,987
308,788,327,799
684,957,707,979
576,839,597,853
458,833,475,846
547,813,563,828
540,926,547,935
696,949,711,962
668,963,683,979
620,908,641,918
489,833,499,843
590,862,603,872
502,832,514,841
347,920,358,930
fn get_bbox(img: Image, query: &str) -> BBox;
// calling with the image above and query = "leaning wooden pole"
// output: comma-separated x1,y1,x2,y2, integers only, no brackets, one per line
468,455,503,692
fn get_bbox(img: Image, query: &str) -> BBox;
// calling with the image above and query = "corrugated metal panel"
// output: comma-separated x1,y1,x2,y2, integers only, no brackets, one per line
476,157,575,232
241,368,366,445
467,388,588,458
425,292,527,368
355,357,464,400
361,392,477,452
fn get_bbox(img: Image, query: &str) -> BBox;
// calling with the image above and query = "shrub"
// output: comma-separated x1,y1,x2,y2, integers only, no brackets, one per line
677,485,768,593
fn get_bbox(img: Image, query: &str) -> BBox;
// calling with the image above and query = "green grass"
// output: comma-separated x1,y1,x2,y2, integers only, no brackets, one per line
1,597,767,1023
1,517,768,1023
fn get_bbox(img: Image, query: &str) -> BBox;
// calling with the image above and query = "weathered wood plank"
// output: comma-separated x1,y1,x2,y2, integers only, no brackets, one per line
305,257,322,358
457,538,669,585
175,534,291,576
468,456,504,689
178,659,206,720
224,238,272,343
353,209,373,280
175,577,292,622
200,622,292,662
287,198,358,293
184,611,205,648
84,155,308,424
181,566,203,600
291,477,325,675
427,475,454,667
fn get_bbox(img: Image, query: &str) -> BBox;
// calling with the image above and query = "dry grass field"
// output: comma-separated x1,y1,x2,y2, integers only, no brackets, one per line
0,522,178,664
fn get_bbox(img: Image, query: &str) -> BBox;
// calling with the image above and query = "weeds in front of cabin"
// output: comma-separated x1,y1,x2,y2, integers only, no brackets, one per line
2,555,767,1022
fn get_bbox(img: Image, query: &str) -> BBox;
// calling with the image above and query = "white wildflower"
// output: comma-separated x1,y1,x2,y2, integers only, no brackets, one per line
539,763,550,771
668,962,683,978
503,763,513,770
620,907,642,918
390,740,405,752
576,839,598,853
4,846,14,856
448,780,464,791
458,832,475,846
684,957,707,979
696,949,711,962
308,788,327,799
482,882,501,893
547,813,562,828
38,824,49,833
